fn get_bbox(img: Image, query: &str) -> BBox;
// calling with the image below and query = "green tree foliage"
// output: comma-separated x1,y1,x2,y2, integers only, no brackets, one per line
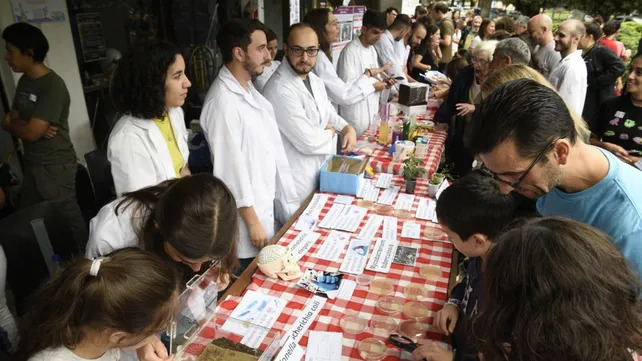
618,22,642,57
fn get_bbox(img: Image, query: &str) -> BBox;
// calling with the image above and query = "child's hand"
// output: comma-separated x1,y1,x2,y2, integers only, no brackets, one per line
433,303,458,336
412,342,453,361
137,336,174,361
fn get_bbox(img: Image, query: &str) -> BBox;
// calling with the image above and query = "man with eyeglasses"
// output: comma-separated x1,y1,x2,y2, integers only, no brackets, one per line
466,78,642,278
200,19,300,271
337,10,392,137
263,23,357,208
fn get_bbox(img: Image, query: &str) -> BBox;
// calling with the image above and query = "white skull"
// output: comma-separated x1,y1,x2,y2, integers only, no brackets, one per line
257,245,302,281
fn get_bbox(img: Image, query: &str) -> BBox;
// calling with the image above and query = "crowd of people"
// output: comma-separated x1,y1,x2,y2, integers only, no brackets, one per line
0,3,641,361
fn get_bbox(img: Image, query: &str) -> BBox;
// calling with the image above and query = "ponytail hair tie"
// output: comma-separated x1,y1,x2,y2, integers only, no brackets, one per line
89,257,110,276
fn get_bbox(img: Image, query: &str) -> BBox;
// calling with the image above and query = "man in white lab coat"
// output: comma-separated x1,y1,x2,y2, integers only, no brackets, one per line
263,23,357,206
337,10,389,137
200,19,299,269
254,27,281,92
374,14,412,82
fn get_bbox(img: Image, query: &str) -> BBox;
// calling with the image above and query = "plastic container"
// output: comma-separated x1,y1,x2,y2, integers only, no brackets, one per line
376,296,403,315
402,301,430,320
369,278,394,296
358,338,388,361
340,314,369,335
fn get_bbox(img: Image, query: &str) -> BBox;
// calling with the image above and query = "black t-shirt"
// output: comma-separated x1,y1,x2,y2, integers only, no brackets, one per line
594,94,642,156
411,43,439,81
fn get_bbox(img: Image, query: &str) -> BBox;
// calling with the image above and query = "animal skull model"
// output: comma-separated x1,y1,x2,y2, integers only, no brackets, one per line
257,245,302,281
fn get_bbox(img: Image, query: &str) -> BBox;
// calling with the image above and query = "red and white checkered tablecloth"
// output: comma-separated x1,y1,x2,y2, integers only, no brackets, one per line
182,175,454,361
360,129,446,180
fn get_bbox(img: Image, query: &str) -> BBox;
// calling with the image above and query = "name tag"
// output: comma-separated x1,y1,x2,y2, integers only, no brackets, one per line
28,93,37,102
615,111,625,118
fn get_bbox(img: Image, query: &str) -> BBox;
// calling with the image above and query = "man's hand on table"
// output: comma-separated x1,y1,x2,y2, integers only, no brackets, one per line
340,125,357,153
137,336,174,361
412,342,453,361
433,303,458,336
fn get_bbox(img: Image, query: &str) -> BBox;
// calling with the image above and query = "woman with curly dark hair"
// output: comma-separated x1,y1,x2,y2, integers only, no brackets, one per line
109,40,192,195
463,217,642,361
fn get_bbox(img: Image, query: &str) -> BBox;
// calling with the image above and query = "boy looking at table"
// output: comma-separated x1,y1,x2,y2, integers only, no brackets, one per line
414,172,517,361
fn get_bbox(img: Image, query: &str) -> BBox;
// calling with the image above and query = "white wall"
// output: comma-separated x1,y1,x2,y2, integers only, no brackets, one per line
0,1,96,163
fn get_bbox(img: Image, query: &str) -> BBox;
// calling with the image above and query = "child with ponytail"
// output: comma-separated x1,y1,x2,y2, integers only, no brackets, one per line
15,248,180,361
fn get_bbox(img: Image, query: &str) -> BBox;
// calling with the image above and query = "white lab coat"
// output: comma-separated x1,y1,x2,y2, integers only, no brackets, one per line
86,198,145,258
201,66,299,259
263,60,349,205
313,50,375,107
254,60,280,93
108,107,189,195
337,38,381,137
375,30,408,82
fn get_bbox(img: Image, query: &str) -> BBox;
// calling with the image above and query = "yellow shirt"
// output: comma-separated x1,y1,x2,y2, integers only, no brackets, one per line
153,114,184,177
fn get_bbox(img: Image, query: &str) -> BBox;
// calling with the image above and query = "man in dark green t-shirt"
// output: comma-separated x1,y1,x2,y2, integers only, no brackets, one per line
2,22,87,249
432,2,454,70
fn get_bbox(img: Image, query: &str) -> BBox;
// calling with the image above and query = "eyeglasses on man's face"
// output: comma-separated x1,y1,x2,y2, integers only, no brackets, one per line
480,140,557,190
471,57,490,66
287,44,320,57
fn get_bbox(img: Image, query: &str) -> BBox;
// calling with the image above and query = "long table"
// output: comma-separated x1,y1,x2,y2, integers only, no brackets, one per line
182,175,458,361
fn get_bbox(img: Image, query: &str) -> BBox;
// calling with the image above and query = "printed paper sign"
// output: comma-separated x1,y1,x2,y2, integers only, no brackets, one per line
275,336,305,361
339,238,371,275
382,216,398,241
302,194,329,219
356,215,383,242
366,238,399,273
315,230,351,262
289,232,321,261
401,221,421,239
281,296,327,346
377,186,400,205
415,197,436,220
375,173,393,188
394,193,415,211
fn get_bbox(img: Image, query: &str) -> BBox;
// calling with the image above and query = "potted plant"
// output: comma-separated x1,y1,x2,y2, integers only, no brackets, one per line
428,172,446,197
403,155,426,194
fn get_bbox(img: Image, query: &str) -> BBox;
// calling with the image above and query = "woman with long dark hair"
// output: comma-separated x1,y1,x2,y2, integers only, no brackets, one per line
109,40,192,195
469,18,494,50
411,24,442,80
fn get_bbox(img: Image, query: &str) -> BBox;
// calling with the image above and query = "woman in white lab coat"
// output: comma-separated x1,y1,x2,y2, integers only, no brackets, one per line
86,174,238,274
109,40,191,195
304,9,390,107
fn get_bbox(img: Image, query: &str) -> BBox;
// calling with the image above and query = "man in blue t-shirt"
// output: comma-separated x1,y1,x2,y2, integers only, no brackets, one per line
465,78,642,278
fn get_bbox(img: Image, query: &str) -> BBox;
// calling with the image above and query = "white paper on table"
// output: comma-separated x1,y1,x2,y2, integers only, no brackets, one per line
394,193,415,211
382,216,398,241
356,215,383,242
361,181,380,201
302,194,330,219
336,279,357,300
318,203,345,229
366,238,399,273
294,215,317,232
222,290,287,347
334,195,355,205
415,197,436,221
275,335,305,361
401,221,422,239
375,173,393,188
315,230,351,262
377,185,400,205
339,238,371,275
333,206,368,233
435,181,449,200
281,296,327,346
305,331,343,361
289,232,321,261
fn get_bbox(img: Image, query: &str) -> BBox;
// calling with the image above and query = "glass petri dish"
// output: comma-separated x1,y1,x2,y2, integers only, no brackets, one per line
369,278,394,295
356,274,374,286
399,320,429,342
376,296,403,315
403,283,428,300
373,204,394,216
393,209,413,219
402,301,430,320
358,337,387,361
357,200,374,209
423,227,446,241
339,314,369,335
419,265,442,281
370,315,399,336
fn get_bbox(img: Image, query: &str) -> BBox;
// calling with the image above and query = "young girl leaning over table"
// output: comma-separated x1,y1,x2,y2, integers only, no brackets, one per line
14,248,180,361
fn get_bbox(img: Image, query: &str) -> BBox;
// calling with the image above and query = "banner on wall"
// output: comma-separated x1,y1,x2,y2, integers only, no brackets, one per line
11,0,66,23
330,6,366,67
289,0,300,25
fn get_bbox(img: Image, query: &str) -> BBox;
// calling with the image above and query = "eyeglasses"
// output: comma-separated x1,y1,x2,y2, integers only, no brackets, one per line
471,57,490,66
480,140,557,190
287,44,320,57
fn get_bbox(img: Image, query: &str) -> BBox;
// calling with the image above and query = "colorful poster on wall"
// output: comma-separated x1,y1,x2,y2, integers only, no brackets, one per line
331,6,366,67
11,0,66,23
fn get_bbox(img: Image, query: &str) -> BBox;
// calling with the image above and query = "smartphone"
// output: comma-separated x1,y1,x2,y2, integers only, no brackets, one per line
628,150,642,156
393,76,405,80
